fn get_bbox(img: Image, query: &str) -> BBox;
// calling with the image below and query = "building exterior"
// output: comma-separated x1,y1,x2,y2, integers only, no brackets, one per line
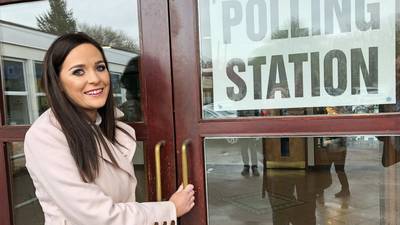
0,20,136,124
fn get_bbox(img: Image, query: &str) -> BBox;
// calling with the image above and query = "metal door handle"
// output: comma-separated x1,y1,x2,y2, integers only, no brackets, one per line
181,139,191,187
155,140,166,201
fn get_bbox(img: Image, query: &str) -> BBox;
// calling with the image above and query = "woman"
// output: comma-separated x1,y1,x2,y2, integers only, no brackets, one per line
24,32,194,225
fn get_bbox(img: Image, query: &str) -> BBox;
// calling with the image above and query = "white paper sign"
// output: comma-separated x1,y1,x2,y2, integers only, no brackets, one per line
210,0,396,111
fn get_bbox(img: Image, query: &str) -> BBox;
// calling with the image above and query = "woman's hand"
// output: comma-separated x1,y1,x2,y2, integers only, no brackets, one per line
169,184,195,217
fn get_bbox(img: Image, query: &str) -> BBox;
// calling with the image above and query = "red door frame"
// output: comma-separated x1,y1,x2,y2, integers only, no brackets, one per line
168,0,400,224
138,0,177,201
0,0,177,224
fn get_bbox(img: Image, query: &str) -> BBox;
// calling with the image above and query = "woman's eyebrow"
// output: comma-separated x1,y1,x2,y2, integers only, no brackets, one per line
68,64,84,71
68,60,105,71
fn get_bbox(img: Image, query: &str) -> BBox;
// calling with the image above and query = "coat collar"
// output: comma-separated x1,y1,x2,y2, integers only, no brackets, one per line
95,108,125,125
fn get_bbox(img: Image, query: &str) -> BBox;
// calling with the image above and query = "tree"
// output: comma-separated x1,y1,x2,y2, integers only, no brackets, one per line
78,23,139,53
36,0,77,35
36,0,138,53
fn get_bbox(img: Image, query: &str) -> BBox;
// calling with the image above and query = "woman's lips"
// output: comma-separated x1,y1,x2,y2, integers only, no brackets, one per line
84,88,103,96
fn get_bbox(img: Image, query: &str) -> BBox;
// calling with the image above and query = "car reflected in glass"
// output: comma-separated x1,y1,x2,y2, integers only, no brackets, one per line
202,103,237,119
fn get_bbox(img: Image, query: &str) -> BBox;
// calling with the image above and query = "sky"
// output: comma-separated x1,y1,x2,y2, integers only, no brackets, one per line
0,0,140,42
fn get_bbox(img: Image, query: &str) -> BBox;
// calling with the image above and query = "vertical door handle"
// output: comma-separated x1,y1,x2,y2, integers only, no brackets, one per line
181,139,191,187
155,140,166,201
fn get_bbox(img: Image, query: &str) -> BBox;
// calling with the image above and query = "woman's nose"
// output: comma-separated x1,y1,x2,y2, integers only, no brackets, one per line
87,70,101,84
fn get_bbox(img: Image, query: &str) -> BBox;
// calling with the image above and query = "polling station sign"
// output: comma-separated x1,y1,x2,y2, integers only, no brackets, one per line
210,0,396,111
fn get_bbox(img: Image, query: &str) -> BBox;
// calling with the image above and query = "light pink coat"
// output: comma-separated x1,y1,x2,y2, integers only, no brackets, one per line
24,109,176,225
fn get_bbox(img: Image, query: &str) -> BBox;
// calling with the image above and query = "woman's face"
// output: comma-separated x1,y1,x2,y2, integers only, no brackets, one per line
59,43,110,119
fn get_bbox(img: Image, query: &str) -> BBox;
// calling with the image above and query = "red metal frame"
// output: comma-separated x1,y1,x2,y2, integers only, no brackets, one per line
168,0,208,223
198,114,400,137
138,0,177,200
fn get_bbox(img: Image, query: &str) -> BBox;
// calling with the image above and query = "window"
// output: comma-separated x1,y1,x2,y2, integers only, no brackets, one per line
2,59,30,125
110,71,125,106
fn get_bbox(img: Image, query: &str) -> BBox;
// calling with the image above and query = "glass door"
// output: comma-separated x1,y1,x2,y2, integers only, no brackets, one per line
169,0,400,224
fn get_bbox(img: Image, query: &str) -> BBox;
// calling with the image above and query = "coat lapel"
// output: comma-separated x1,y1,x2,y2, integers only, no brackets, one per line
96,109,136,178
99,141,135,178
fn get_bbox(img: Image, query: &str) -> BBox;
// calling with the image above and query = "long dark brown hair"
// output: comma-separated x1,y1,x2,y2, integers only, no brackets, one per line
43,32,132,182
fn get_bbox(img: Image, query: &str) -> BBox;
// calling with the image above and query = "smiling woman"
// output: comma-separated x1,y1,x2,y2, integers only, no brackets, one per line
59,43,111,121
23,32,195,225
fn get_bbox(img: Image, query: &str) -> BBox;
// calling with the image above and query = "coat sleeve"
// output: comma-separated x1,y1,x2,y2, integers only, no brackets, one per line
24,124,176,225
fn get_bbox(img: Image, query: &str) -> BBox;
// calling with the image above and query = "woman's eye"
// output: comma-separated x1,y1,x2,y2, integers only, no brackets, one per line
72,69,84,76
97,64,106,72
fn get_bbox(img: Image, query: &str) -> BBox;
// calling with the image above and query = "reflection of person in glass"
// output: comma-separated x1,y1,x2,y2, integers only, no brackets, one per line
237,110,260,176
263,170,320,225
263,163,336,224
24,33,194,225
119,57,142,122
325,137,350,198
321,107,350,198
240,138,260,176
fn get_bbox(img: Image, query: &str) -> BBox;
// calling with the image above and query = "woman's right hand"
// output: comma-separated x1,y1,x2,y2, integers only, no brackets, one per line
169,184,195,217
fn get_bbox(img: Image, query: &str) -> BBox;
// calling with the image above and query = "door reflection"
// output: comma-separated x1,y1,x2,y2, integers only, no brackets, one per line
264,137,349,225
315,137,350,198
205,136,399,225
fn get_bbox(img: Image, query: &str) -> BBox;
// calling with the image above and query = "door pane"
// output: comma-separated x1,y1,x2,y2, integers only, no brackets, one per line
111,72,122,94
3,60,26,91
199,0,400,119
37,96,49,116
6,95,29,125
204,136,400,225
0,0,143,123
118,57,142,122
133,141,146,202
7,142,44,225
34,62,45,93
